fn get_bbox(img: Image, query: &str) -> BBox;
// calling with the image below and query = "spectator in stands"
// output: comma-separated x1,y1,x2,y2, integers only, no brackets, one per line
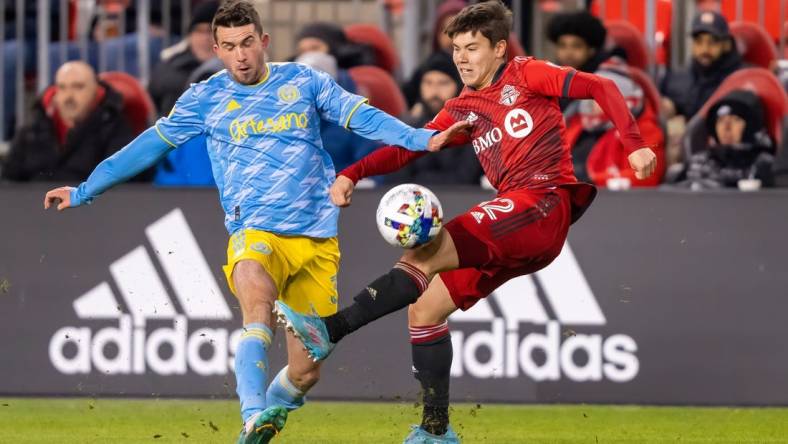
546,11,609,73
148,1,219,116
566,64,665,187
295,22,374,73
294,51,380,173
402,0,467,107
681,90,775,189
546,11,614,115
1,61,135,181
661,11,743,119
387,52,482,185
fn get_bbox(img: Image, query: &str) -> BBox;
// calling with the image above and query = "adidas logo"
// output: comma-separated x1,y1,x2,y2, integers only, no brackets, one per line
49,209,243,376
448,243,639,382
225,99,242,113
366,286,378,300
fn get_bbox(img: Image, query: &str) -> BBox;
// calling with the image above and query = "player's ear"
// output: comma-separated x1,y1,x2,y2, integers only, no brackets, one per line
495,39,508,59
260,33,270,49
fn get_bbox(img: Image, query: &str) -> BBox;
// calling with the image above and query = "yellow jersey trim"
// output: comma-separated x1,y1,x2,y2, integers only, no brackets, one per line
344,98,369,129
154,124,177,148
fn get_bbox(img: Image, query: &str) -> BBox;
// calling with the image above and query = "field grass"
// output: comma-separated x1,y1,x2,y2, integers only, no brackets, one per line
0,398,786,443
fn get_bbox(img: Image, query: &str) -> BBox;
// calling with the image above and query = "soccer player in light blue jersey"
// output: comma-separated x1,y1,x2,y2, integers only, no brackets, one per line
43,1,468,442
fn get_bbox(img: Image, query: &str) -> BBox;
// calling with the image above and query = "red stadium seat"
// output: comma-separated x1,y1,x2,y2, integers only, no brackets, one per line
605,20,650,70
718,0,784,44
344,24,399,74
729,21,778,70
591,0,672,65
348,65,407,117
682,67,787,158
99,71,155,135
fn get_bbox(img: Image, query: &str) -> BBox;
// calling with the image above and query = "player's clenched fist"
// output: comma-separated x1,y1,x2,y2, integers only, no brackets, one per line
330,175,355,207
44,186,75,211
628,147,658,180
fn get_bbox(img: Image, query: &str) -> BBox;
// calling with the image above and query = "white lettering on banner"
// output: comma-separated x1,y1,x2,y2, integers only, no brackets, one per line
449,243,639,382
49,209,240,376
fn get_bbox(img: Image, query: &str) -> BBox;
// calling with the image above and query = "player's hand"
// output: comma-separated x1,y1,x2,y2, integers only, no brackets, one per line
44,186,75,211
427,120,472,152
330,175,355,207
628,148,657,180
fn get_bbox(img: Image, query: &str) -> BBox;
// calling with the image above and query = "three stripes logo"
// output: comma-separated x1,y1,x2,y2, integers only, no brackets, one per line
448,243,639,382
49,209,242,376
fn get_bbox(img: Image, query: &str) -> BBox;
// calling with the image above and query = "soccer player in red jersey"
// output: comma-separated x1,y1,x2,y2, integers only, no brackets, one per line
276,1,656,441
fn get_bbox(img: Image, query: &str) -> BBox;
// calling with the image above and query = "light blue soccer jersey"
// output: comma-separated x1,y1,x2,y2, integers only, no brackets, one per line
70,62,435,238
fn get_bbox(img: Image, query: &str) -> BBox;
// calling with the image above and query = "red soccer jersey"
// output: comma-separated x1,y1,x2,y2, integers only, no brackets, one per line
340,57,646,220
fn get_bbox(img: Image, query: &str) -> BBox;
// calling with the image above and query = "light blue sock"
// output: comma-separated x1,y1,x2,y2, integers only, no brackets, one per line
266,365,306,411
235,323,273,422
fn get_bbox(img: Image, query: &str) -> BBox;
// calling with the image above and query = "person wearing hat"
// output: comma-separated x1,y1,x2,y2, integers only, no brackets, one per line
386,51,483,186
681,89,775,189
148,0,220,116
293,22,374,95
404,52,464,128
294,22,375,70
661,10,743,120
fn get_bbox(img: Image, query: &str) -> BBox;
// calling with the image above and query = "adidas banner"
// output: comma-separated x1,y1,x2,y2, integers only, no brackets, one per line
1,185,787,405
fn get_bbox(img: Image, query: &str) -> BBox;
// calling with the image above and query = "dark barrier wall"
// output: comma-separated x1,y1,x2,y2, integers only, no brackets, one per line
1,185,787,405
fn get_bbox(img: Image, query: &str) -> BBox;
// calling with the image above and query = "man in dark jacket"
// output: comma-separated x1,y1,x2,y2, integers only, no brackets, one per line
1,61,135,181
148,1,219,116
387,52,482,185
661,10,743,119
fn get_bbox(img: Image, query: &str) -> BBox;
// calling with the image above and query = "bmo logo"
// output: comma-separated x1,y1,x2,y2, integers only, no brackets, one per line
504,108,534,138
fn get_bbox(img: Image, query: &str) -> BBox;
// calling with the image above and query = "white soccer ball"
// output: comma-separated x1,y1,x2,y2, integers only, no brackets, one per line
376,184,443,249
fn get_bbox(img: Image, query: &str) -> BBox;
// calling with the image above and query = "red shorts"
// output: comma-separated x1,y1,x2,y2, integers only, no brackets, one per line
440,187,572,311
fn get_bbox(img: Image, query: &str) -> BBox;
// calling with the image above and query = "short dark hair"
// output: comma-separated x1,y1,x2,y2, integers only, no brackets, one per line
212,0,263,42
546,11,607,50
444,0,512,47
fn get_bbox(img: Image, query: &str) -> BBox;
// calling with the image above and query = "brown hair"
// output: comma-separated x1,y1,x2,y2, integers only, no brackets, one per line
444,0,512,47
212,0,263,41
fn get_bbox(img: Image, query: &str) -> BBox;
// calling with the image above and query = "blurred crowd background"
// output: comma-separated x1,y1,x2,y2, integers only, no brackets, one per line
1,0,786,191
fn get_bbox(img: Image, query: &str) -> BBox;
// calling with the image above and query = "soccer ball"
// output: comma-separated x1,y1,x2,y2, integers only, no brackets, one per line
376,184,443,248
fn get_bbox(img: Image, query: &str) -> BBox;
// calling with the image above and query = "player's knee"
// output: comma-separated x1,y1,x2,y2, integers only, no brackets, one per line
408,302,445,327
290,367,320,391
400,251,435,276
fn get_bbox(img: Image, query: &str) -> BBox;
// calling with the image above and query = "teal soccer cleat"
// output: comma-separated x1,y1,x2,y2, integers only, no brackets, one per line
274,300,335,361
403,424,460,444
236,406,288,444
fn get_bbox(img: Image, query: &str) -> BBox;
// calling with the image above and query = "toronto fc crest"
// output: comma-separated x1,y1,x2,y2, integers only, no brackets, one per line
499,84,520,106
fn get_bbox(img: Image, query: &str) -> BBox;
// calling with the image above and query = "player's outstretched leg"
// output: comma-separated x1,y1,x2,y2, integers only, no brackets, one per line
404,276,460,443
276,230,459,361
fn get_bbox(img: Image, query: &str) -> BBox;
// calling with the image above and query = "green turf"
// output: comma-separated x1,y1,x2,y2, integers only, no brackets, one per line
0,398,786,443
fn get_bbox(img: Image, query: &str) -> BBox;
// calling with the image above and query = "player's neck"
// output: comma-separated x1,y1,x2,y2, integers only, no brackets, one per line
474,60,506,90
252,63,269,85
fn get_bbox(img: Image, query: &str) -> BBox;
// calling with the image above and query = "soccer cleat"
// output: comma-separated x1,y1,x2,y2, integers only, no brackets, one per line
403,424,460,444
273,300,334,361
236,406,288,444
